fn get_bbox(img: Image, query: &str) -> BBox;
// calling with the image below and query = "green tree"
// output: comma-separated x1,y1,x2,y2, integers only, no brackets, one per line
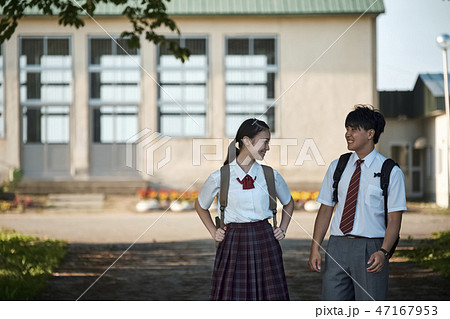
0,0,190,61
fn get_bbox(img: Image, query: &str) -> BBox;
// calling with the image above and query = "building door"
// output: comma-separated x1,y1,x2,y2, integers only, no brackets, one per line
411,148,424,197
20,37,71,179
391,143,423,198
88,37,140,177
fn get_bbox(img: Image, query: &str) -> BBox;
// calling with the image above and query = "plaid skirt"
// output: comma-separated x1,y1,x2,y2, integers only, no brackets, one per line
209,219,290,301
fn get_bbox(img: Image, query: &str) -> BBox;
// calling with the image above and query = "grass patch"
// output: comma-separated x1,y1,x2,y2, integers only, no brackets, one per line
397,231,450,279
0,230,67,300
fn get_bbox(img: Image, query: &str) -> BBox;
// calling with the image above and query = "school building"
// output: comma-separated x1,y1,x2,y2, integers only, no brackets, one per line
379,73,450,207
0,0,385,195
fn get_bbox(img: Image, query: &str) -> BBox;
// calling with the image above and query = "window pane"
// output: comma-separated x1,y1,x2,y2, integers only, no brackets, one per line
157,37,207,136
184,115,205,136
160,115,182,136
41,85,71,103
226,37,276,135
100,85,139,103
90,38,112,65
185,85,205,101
42,106,70,143
160,85,182,102
116,38,138,56
47,38,69,56
226,85,267,102
228,39,249,55
26,73,41,99
160,70,183,83
23,107,42,143
159,39,180,56
254,38,275,65
100,112,114,143
185,38,206,55
21,38,43,65
160,115,206,137
115,107,138,141
226,70,267,83
89,73,101,99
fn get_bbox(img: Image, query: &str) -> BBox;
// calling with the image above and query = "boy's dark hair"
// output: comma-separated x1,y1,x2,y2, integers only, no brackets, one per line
224,118,270,165
345,104,385,144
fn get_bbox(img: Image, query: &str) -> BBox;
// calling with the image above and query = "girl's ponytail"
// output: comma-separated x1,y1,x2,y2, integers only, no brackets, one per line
224,139,239,165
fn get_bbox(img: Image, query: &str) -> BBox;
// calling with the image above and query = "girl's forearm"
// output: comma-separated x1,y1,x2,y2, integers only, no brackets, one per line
195,199,217,238
280,197,294,232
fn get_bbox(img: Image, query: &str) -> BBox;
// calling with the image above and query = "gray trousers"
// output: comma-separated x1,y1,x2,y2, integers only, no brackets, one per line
322,235,389,301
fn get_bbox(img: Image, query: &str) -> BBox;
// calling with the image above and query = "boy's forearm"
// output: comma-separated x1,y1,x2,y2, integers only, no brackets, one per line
311,204,333,250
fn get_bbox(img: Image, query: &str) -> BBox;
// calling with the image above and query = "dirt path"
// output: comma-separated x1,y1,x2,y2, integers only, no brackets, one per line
1,203,448,301
38,239,450,301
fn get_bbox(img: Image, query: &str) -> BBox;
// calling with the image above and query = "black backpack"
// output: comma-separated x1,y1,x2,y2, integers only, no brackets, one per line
332,152,400,259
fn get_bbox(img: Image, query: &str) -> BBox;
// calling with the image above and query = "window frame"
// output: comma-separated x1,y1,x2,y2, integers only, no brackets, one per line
224,35,278,137
19,36,72,144
88,36,141,144
156,35,209,137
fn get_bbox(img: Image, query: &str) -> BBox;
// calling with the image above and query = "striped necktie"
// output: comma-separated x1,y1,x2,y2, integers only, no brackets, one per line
339,159,364,235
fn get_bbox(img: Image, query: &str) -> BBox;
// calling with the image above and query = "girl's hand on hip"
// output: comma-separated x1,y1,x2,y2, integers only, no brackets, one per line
273,227,285,241
215,227,226,242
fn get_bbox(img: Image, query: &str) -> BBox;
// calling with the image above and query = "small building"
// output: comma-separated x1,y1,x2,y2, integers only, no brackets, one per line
0,0,384,194
378,73,450,207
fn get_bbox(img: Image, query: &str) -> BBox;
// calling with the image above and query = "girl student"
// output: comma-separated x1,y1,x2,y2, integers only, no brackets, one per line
195,118,294,301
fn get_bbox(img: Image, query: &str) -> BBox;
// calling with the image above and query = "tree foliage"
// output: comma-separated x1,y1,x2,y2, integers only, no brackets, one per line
0,0,190,61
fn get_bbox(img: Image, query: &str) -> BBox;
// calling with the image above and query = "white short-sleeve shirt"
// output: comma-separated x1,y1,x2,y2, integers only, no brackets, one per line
317,149,407,238
198,159,292,224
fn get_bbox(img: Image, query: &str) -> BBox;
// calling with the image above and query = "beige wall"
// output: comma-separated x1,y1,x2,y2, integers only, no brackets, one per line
423,116,436,200
0,15,378,191
379,115,446,203
434,114,448,207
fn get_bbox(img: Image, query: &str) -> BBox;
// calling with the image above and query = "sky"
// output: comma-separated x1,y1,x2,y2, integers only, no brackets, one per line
377,0,450,91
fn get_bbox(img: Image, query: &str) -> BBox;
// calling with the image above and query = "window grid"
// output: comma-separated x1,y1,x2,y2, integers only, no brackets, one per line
225,36,277,136
157,36,208,137
88,37,140,143
19,36,72,144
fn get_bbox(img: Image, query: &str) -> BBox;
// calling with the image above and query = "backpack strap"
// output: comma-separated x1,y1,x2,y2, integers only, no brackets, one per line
380,158,398,227
379,158,400,259
332,152,352,203
219,164,278,228
219,164,230,229
262,165,278,228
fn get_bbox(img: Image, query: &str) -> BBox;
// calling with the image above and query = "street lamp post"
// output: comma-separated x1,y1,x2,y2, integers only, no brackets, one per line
436,33,450,207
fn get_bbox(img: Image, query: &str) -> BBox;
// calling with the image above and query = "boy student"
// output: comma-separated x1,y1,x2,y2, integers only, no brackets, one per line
308,105,407,301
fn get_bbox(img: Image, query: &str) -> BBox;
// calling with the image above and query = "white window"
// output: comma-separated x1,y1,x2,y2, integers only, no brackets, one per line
225,37,277,136
89,37,140,143
20,37,71,143
157,37,208,136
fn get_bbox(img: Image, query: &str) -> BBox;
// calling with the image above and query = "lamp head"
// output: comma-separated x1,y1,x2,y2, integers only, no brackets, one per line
437,34,450,50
